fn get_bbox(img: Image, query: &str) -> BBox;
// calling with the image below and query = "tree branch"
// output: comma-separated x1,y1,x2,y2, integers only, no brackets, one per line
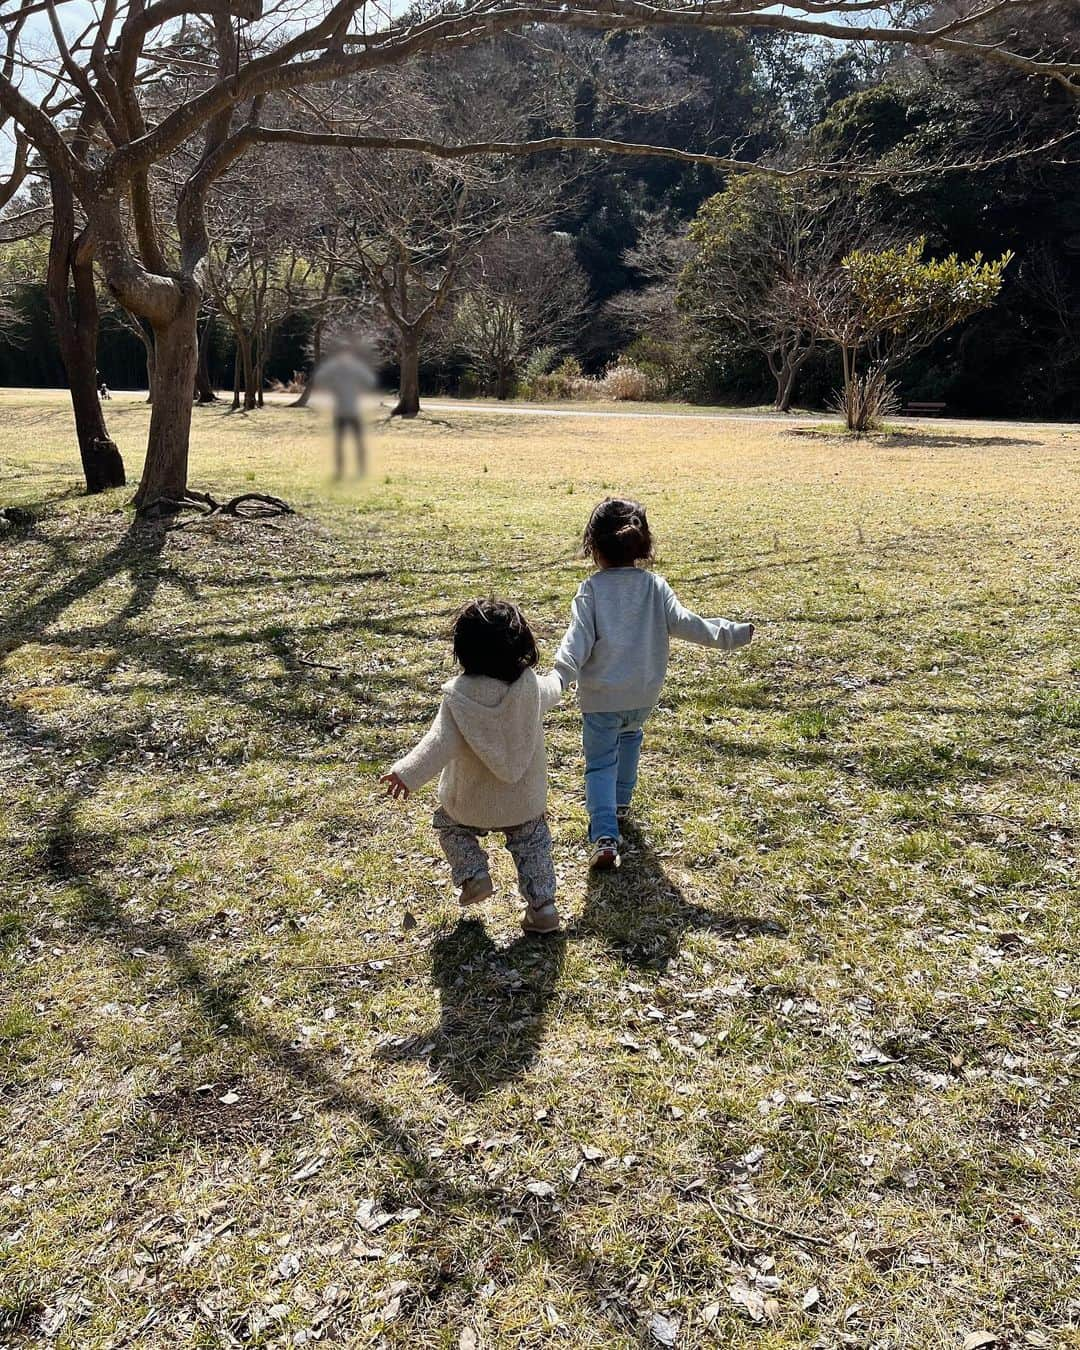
244,127,1079,182
100,0,1080,182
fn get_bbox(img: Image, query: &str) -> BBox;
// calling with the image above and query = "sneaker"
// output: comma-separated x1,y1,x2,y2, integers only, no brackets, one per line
589,836,620,871
457,872,494,906
616,805,631,824
521,900,561,934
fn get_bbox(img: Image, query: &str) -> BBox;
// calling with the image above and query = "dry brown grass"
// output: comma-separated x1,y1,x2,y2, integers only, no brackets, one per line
1,391,1079,1348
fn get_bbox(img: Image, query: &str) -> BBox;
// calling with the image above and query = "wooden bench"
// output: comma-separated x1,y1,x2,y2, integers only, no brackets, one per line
902,401,947,417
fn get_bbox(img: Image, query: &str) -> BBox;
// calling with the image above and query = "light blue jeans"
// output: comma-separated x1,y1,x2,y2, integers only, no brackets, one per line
582,707,653,842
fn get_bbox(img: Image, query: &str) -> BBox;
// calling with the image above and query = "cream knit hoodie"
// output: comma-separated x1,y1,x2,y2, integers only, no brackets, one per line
391,669,563,829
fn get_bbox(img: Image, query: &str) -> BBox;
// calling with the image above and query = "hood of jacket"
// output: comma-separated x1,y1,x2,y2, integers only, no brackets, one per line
442,669,542,784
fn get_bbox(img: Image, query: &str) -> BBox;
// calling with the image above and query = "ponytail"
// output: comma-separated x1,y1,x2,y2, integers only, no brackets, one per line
582,497,654,567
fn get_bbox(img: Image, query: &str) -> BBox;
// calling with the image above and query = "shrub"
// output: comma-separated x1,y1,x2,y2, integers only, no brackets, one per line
598,363,656,401
529,355,583,400
570,376,603,400
521,346,557,389
832,367,899,432
623,335,689,398
524,356,660,403
268,370,306,394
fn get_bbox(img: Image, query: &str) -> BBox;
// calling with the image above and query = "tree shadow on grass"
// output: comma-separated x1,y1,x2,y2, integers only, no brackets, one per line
45,827,433,1171
882,432,1036,450
1,515,751,1334
573,821,786,973
375,917,567,1100
0,513,438,754
41,825,661,1338
1,518,168,647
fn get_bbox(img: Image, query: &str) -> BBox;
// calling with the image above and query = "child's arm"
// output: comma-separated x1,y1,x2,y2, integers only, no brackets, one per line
553,583,596,688
661,579,754,651
537,670,564,713
380,699,465,800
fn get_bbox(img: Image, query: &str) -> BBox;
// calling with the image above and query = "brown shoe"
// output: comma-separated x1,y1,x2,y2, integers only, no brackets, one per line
521,901,561,935
458,872,494,906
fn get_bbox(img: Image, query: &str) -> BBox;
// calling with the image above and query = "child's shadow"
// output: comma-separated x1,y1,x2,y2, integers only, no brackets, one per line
573,821,786,972
375,918,567,1100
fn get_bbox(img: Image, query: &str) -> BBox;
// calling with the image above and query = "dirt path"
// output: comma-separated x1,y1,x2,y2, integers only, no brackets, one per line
415,399,1079,436
419,400,829,426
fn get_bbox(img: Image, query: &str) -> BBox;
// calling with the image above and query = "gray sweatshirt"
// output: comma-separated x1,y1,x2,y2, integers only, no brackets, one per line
554,567,753,713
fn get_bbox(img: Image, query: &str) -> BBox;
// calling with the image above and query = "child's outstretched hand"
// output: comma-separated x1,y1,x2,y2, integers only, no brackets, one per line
379,771,410,800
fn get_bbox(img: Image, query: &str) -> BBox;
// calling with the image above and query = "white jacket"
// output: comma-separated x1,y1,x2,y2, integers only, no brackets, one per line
392,669,563,829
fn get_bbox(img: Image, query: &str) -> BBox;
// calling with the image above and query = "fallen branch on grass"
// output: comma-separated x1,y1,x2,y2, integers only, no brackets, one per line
690,1193,831,1248
296,656,344,672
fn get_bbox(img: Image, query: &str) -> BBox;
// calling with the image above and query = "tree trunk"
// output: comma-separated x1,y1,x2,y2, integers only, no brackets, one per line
132,291,199,511
66,352,126,491
195,311,217,403
241,335,256,411
291,316,322,407
232,344,242,409
774,352,799,413
392,334,420,417
144,333,156,405
46,186,126,492
495,363,514,400
253,329,264,408
841,345,856,431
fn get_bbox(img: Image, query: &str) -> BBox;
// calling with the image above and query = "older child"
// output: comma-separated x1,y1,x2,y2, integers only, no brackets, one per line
555,497,754,870
381,599,563,933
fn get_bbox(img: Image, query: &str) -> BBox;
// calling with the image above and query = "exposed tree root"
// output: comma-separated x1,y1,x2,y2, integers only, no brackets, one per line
137,490,295,522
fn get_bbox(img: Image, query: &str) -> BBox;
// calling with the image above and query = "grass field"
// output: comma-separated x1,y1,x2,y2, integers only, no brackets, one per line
2,389,1079,1349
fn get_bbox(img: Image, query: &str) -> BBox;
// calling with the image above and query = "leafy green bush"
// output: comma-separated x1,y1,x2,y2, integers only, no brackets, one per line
521,346,557,390
529,355,584,400
623,335,690,398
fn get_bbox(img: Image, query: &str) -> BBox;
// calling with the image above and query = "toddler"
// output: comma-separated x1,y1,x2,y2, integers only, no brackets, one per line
381,599,563,933
555,497,754,870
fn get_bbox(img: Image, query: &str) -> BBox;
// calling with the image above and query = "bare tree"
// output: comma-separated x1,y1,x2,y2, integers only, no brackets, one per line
1012,243,1080,411
320,57,572,416
444,230,589,398
203,150,332,409
599,219,694,390
605,221,693,345
1,0,1075,510
290,202,349,408
328,144,566,416
194,301,219,403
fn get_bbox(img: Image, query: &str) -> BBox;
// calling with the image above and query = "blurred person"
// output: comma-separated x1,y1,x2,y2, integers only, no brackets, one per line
310,338,376,477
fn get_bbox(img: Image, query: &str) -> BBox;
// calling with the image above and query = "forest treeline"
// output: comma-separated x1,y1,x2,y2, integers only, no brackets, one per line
2,7,1077,419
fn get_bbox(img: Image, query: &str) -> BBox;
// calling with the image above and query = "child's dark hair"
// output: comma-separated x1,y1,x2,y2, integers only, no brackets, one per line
583,496,654,568
452,598,539,684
